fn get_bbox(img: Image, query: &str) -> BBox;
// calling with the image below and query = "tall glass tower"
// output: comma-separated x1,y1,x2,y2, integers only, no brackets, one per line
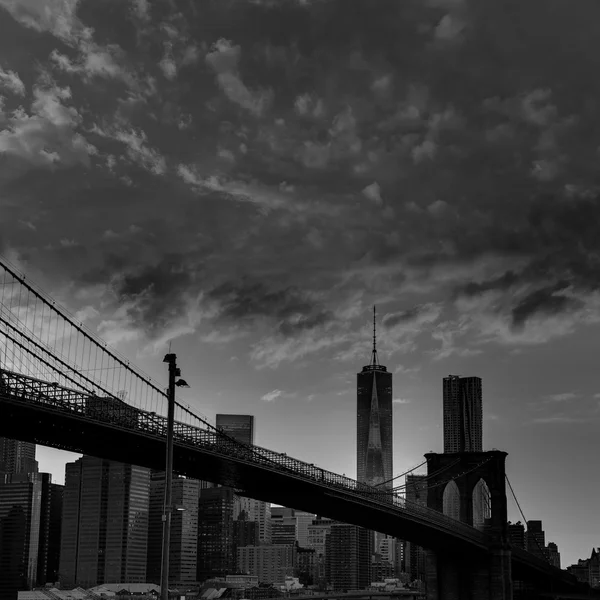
442,375,483,453
356,308,393,489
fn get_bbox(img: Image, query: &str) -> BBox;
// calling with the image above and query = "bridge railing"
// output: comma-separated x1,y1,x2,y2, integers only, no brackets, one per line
1,368,488,545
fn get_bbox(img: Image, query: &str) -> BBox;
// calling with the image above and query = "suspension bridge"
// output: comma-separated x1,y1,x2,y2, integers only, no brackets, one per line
0,257,596,600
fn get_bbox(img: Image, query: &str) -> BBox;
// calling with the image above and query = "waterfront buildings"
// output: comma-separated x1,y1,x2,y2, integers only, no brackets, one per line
442,375,483,453
59,457,150,588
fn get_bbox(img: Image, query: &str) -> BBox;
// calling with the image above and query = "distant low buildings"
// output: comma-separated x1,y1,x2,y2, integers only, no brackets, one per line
567,548,600,588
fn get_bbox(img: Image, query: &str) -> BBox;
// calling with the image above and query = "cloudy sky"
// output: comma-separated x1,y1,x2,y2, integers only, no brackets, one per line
2,0,600,567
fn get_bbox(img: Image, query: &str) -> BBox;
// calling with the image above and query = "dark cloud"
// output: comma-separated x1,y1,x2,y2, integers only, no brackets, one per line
3,0,600,349
208,280,332,336
382,306,425,329
511,283,581,329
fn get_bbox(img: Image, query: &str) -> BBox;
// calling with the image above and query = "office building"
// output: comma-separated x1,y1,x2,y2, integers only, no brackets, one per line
295,510,315,547
507,521,526,549
271,507,296,545
36,474,64,586
216,414,254,445
525,520,546,560
306,517,334,586
197,486,236,581
234,517,259,552
59,457,150,588
443,375,483,453
545,542,561,569
0,438,38,476
357,310,392,488
237,544,296,585
235,496,272,544
0,472,43,598
147,472,200,584
405,475,427,583
326,523,372,591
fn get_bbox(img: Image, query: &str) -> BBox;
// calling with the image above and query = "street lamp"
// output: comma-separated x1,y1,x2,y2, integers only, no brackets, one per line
160,353,189,600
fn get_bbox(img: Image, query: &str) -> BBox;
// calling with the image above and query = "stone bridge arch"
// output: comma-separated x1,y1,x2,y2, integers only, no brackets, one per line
425,450,508,541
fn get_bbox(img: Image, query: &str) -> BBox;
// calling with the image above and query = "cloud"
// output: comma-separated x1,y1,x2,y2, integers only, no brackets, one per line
362,182,383,205
205,39,273,117
545,392,577,403
0,0,86,43
112,128,167,175
261,389,282,402
0,67,25,96
392,397,411,404
0,78,96,166
532,416,588,425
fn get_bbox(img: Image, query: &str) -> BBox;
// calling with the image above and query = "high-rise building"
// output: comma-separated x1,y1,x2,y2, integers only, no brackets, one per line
197,486,236,581
357,309,392,488
326,524,372,591
271,507,297,545
545,542,561,569
405,475,427,583
59,456,150,588
295,511,316,548
216,414,255,445
525,520,546,560
0,438,38,476
147,472,200,584
36,474,65,586
236,544,296,585
306,517,334,586
235,496,272,544
0,472,43,598
443,375,483,453
507,521,526,549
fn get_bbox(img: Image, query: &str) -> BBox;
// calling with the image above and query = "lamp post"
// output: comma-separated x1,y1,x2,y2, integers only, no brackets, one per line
160,353,189,600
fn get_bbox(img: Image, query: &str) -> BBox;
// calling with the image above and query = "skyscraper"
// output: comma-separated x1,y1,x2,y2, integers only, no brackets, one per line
0,437,38,476
326,524,372,591
197,486,236,581
147,472,200,584
0,472,43,598
357,308,392,488
216,414,254,445
59,457,150,588
443,375,483,453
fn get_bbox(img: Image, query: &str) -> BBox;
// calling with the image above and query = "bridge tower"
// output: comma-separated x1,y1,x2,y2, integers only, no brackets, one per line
423,450,512,600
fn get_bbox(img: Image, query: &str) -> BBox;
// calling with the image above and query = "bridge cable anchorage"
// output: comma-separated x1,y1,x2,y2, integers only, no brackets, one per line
505,474,552,565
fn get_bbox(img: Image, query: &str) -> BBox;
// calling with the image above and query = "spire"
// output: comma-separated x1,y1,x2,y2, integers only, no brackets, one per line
370,305,379,367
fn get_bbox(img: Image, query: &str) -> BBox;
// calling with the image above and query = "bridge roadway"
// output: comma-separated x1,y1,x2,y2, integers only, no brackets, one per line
0,369,580,590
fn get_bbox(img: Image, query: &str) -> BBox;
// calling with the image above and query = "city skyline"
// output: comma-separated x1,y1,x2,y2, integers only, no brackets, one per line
1,0,600,575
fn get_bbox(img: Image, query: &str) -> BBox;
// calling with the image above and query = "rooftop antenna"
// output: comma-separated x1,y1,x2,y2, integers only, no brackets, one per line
371,305,379,367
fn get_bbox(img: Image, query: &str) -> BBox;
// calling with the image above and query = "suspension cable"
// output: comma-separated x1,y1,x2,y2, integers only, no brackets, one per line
373,460,428,487
505,474,551,564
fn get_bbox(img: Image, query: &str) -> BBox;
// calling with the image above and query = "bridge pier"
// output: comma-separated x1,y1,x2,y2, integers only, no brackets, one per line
425,546,513,600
